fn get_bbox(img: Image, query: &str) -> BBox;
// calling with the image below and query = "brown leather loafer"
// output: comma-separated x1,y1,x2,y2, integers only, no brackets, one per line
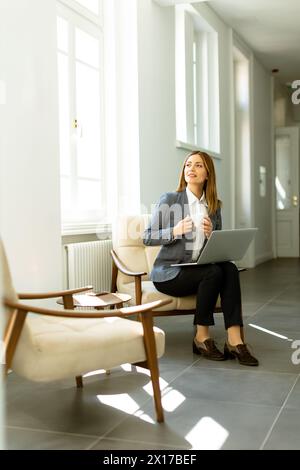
193,338,225,361
224,342,259,366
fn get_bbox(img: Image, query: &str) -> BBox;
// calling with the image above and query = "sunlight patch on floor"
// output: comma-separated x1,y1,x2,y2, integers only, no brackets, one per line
185,417,229,450
143,376,169,396
248,323,293,341
134,409,155,424
161,387,186,412
97,393,140,414
97,393,155,423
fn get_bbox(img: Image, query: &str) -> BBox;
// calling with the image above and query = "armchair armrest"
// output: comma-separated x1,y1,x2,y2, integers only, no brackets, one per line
110,250,146,277
4,298,171,319
17,286,93,300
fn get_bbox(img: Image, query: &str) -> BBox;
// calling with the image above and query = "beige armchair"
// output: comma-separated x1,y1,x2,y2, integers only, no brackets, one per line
1,240,170,423
111,214,222,316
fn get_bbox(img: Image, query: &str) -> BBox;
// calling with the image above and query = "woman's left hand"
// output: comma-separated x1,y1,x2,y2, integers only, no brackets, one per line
202,216,213,238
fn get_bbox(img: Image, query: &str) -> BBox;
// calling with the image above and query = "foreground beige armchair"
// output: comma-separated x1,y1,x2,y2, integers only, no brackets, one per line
1,240,170,423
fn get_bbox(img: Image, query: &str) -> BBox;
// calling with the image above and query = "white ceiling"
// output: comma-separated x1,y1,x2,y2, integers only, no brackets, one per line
154,0,300,83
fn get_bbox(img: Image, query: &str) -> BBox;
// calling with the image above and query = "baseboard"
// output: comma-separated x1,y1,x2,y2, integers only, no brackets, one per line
255,251,274,266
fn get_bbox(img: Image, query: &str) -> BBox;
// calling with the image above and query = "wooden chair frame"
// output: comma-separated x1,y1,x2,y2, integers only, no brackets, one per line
4,286,170,423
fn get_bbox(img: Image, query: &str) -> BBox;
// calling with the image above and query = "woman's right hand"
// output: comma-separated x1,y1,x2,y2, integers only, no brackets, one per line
173,216,193,237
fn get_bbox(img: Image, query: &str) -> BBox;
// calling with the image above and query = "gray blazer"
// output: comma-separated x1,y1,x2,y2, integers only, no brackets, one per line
143,190,222,282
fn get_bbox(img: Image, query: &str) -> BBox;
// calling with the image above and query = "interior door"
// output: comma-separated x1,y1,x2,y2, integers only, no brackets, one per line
275,127,299,257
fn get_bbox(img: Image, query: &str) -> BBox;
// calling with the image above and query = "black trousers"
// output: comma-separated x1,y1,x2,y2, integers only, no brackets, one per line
153,262,243,330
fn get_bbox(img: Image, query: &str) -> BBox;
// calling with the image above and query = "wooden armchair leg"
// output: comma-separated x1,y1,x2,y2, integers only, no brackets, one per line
75,375,83,388
4,309,28,373
141,312,164,423
240,326,245,343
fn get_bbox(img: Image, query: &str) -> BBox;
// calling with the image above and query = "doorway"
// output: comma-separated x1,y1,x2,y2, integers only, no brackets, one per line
275,126,299,257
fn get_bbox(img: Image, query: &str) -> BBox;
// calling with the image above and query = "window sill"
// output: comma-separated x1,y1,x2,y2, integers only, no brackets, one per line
176,140,222,160
62,222,112,237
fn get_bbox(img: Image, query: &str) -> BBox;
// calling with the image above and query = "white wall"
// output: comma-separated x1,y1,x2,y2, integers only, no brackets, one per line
252,58,274,263
137,0,234,227
274,79,289,127
0,0,62,291
273,78,300,125
137,0,184,211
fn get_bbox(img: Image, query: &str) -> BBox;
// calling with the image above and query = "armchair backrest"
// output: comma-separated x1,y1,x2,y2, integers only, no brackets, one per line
113,215,159,288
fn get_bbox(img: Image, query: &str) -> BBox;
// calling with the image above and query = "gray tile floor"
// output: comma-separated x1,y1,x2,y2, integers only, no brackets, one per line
5,259,300,449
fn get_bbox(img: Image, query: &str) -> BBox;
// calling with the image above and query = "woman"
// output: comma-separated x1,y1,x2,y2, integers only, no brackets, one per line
143,151,258,366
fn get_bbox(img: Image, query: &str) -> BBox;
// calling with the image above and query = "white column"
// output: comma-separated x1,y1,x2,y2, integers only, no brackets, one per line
0,0,62,292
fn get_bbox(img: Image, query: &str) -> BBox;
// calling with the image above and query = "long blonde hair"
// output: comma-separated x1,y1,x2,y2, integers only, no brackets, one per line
176,151,221,215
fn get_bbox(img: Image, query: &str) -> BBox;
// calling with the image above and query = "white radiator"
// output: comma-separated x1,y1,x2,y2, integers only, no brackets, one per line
65,240,113,293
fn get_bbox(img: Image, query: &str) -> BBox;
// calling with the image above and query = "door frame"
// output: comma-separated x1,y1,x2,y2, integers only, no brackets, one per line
274,125,300,257
270,77,277,258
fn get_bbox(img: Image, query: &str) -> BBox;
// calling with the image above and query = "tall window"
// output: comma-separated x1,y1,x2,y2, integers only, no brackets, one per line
176,5,220,154
57,0,105,233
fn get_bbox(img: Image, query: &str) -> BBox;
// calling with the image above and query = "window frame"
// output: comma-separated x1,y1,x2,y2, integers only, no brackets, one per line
57,1,107,235
175,4,220,157
58,0,103,27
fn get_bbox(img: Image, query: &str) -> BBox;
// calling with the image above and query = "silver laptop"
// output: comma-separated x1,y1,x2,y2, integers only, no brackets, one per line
171,228,258,267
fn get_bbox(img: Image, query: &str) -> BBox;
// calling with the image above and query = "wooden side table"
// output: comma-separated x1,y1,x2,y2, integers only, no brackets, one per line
57,292,131,310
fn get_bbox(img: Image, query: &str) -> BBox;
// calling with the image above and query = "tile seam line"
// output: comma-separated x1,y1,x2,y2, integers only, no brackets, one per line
259,373,300,450
244,282,295,322
87,435,189,451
